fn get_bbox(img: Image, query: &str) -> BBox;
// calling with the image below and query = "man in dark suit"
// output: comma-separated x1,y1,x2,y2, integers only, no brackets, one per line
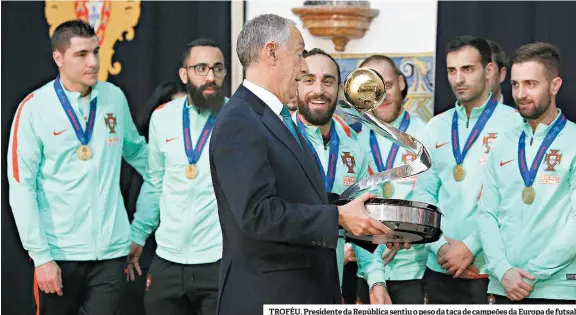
209,14,394,315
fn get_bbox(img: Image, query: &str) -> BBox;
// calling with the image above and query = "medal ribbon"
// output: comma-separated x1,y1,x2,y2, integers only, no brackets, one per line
451,95,498,166
182,98,216,165
54,76,97,145
518,113,566,187
370,111,411,172
296,115,339,192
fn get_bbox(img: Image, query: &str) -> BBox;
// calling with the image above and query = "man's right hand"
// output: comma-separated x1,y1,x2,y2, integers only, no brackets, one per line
338,193,410,249
127,242,143,281
338,192,391,236
369,284,393,304
501,268,535,301
437,243,479,279
35,261,63,296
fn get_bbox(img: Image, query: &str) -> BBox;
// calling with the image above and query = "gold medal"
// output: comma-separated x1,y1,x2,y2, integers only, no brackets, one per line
77,145,92,161
453,164,465,181
185,164,197,180
383,182,393,198
522,186,535,205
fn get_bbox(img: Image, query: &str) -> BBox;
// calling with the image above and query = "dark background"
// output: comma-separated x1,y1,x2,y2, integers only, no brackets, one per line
1,1,231,314
434,1,576,123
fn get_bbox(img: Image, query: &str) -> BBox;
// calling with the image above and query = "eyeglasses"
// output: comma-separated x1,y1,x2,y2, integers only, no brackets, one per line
184,63,227,77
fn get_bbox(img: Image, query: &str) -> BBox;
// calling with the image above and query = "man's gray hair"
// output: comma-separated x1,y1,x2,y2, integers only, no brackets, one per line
236,14,295,67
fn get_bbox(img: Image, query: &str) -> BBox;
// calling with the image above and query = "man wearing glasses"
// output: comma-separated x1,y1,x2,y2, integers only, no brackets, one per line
127,38,228,315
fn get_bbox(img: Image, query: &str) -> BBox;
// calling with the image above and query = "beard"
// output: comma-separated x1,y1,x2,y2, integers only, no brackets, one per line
187,81,225,114
297,92,337,126
451,81,485,104
374,92,404,123
516,92,551,120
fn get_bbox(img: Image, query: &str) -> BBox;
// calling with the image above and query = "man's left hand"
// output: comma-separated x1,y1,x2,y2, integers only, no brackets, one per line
385,241,411,250
382,248,398,266
437,239,474,278
459,264,480,279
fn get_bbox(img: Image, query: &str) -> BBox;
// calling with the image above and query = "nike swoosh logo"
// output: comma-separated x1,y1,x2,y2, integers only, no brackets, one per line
165,137,179,143
53,129,68,136
500,159,514,167
435,142,449,149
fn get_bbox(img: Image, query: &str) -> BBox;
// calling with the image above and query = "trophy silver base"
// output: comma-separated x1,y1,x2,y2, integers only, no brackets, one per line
344,198,442,245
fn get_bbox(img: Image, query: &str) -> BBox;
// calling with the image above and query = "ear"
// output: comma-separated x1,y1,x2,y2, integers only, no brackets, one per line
550,77,562,96
498,67,507,84
262,41,277,66
53,50,64,68
338,83,346,100
485,62,495,80
178,67,188,85
398,74,406,92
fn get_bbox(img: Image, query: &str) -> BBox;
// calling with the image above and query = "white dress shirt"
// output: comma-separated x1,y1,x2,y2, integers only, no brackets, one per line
243,79,284,121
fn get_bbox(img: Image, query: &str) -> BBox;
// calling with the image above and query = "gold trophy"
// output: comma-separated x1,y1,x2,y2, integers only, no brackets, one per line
335,69,442,248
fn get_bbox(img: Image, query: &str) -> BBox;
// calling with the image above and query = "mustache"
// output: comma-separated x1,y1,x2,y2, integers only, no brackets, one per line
305,93,332,103
187,80,224,114
199,81,219,91
516,98,532,103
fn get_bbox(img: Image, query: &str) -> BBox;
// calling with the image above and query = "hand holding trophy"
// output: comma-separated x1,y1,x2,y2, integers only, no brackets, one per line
334,68,442,252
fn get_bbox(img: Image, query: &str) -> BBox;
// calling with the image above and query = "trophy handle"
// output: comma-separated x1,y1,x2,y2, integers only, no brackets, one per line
338,99,432,200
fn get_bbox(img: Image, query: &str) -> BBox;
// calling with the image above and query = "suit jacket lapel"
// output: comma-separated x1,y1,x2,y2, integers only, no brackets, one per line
297,129,329,203
235,86,327,201
261,107,326,200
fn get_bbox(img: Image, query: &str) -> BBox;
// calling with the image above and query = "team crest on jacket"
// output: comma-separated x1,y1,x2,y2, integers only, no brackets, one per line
544,149,562,171
104,113,119,145
341,152,356,174
105,113,117,133
482,133,497,153
402,151,417,164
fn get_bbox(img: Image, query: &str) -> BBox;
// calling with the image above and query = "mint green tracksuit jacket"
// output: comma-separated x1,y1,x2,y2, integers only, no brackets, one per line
412,95,523,275
477,110,576,300
131,96,227,265
7,79,147,266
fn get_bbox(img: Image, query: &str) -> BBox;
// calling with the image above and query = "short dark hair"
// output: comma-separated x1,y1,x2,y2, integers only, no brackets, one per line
51,20,96,52
510,42,562,79
303,48,341,85
359,55,407,99
487,40,507,70
445,35,492,68
182,38,220,66
359,55,401,75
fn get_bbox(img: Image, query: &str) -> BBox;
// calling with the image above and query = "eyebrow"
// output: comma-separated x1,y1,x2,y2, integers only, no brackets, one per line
511,79,539,83
447,64,474,69
302,73,337,80
73,47,99,55
194,62,224,66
